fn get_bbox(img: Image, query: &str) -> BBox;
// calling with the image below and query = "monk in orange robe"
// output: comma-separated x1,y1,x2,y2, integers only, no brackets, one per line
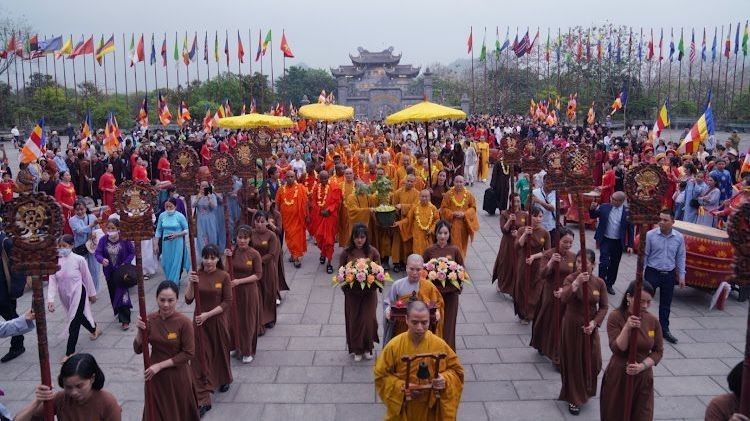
345,181,378,245
337,168,356,244
309,170,343,273
398,189,440,256
276,170,309,268
379,155,398,181
439,176,479,259
390,175,420,271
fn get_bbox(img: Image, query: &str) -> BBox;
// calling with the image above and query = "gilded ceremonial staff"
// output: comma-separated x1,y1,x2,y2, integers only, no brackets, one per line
5,193,62,421
169,145,209,383
727,202,750,416
622,163,668,421
112,181,158,421
564,143,595,388
500,135,522,199
209,151,242,343
543,146,567,360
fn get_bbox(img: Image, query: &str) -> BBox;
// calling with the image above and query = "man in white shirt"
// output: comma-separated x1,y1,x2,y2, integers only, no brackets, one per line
532,178,557,240
10,126,20,149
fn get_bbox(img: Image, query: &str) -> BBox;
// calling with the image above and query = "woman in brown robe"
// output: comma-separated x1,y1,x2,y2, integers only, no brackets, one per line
186,245,233,415
600,280,664,421
422,219,464,351
530,227,576,365
430,170,449,208
225,225,263,364
14,353,122,421
513,206,550,323
268,204,290,302
491,194,524,295
251,210,282,330
558,249,608,415
705,362,744,421
134,281,199,421
339,223,381,362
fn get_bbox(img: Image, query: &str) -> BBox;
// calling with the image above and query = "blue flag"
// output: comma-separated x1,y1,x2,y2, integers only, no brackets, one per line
150,34,156,65
711,27,717,61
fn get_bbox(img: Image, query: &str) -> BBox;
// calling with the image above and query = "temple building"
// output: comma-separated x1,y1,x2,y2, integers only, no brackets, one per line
331,47,432,119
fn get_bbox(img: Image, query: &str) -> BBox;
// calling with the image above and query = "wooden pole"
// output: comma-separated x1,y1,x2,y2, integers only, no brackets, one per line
31,275,54,421
134,241,157,421
122,33,129,110
221,195,242,348
184,196,209,382
574,192,592,388
623,224,648,421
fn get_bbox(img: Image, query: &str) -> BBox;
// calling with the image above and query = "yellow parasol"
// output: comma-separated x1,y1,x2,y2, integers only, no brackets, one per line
298,103,355,121
385,100,466,184
215,113,295,129
385,100,466,124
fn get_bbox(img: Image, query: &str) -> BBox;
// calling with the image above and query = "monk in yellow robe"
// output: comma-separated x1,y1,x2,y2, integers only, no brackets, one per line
384,254,444,342
476,137,490,182
394,155,412,190
390,175,420,270
345,181,378,246
375,300,464,421
379,155,398,181
337,167,356,244
439,176,479,259
275,170,309,267
398,189,439,255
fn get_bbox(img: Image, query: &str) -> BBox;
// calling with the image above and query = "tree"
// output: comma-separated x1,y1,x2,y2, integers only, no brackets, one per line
274,66,336,108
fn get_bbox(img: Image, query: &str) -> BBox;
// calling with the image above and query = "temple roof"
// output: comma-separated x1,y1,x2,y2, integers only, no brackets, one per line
349,46,401,65
330,66,366,78
385,64,421,78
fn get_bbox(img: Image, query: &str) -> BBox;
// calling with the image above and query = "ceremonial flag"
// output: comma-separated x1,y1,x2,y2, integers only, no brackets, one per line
576,32,583,60
678,29,684,61
149,34,156,65
20,118,45,164
677,92,714,154
479,29,487,62
743,21,749,56
651,98,670,140
224,33,229,65
181,32,189,65
712,27,718,61
161,35,167,66
238,30,245,62
587,102,595,125
69,36,93,59
498,27,510,54
95,35,115,65
467,27,473,54
204,32,208,63
39,36,62,53
214,31,219,63
103,112,121,154
647,29,654,60
556,33,561,64
26,34,38,56
627,29,632,61
189,33,197,61
585,30,591,61
80,110,92,145
637,29,643,62
138,95,149,128
214,103,226,123
513,30,530,57
610,84,627,115
130,34,144,66
280,30,294,58
616,33,621,63
724,25,731,58
529,99,536,117
262,29,271,55
173,33,179,63
511,31,518,52
177,101,191,126
596,34,602,61
566,93,577,121
158,92,172,126
659,28,664,60
203,106,213,133
54,36,72,59
669,28,675,61
689,29,696,63
741,148,750,175
255,29,262,61
1,32,20,58
545,29,550,62
701,28,707,61
607,31,612,60
224,99,232,117
735,22,740,55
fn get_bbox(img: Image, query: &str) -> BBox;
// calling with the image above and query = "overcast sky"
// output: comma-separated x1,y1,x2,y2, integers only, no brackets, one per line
2,0,745,94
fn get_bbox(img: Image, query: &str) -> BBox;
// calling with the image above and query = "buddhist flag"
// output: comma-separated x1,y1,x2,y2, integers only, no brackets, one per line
280,30,294,58
677,94,715,154
651,98,670,140
610,84,627,115
81,110,92,144
158,92,172,126
95,34,115,65
262,29,271,55
138,95,149,128
55,36,72,59
177,101,191,126
587,102,595,125
213,103,226,123
104,112,121,154
181,33,189,65
203,106,213,133
237,30,245,62
741,148,750,176
20,118,45,164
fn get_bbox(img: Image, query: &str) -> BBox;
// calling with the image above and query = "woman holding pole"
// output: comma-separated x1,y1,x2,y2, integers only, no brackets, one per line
513,206,550,323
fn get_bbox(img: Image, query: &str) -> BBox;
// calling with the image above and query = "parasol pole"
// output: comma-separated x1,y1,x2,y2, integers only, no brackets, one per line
425,121,432,186
727,203,750,416
622,163,667,421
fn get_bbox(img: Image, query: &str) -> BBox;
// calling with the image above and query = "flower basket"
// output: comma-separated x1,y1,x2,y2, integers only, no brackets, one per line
424,257,471,291
332,258,391,291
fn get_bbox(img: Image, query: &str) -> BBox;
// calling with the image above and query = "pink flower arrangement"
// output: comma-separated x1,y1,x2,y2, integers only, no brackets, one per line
424,257,471,289
332,258,391,290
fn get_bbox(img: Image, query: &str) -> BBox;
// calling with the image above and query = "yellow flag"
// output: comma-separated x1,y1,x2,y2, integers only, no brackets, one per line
55,36,73,59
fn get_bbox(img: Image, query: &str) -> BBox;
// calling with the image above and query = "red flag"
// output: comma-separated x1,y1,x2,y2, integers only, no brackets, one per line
237,31,245,63
280,30,294,58
69,36,94,59
467,27,473,54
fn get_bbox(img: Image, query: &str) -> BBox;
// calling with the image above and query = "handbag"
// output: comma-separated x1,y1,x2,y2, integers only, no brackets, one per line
689,198,700,209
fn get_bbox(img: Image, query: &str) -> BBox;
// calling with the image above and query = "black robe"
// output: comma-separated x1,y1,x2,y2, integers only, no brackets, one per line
490,162,511,212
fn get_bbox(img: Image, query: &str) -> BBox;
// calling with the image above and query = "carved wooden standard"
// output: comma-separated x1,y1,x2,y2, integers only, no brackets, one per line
4,193,61,421
623,163,668,421
727,202,750,416
500,135,522,198
168,145,209,383
113,181,158,421
209,151,242,344
564,143,595,388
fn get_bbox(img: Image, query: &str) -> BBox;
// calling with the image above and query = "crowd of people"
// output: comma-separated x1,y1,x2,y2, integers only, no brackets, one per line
0,112,747,420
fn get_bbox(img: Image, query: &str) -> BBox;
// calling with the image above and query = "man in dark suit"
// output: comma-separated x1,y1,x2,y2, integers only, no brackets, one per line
590,191,633,295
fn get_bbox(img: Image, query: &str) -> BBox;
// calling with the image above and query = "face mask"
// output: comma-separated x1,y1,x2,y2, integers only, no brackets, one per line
108,230,119,237
58,248,72,257
166,210,176,216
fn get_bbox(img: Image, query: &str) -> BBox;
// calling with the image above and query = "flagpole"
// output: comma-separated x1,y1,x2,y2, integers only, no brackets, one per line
133,35,140,98
195,33,201,83
731,46,739,114
248,28,253,101
185,32,190,88
471,26,475,113
716,26,724,115
112,34,119,100
103,47,109,96
204,32,209,85
153,41,158,91
557,28,561,97
740,51,746,100
163,33,169,91
60,42,68,101
259,29,264,107
698,47,704,115
238,30,242,76
175,32,181,92
12,36,22,118
724,24,732,118
269,30,274,94
82,36,88,89
122,33,129,110
70,34,77,103
91,34,97,90
49,37,58,99
657,52,662,104
687,54,693,112
484,27,488,113
677,29,683,102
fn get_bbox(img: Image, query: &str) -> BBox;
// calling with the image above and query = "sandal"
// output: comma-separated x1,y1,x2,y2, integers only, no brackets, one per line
326,264,333,274
89,327,103,341
568,403,580,415
319,255,325,265
293,260,301,268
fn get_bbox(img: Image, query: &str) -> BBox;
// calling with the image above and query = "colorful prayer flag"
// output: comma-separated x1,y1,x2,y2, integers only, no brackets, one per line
677,94,715,154
158,92,172,126
138,96,149,128
651,98,670,140
20,118,45,164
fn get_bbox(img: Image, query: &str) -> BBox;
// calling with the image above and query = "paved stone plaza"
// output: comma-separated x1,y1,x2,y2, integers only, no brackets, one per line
0,136,747,420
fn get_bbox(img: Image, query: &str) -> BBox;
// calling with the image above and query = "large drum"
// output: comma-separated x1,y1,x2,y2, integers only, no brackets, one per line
673,221,734,290
563,191,599,229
